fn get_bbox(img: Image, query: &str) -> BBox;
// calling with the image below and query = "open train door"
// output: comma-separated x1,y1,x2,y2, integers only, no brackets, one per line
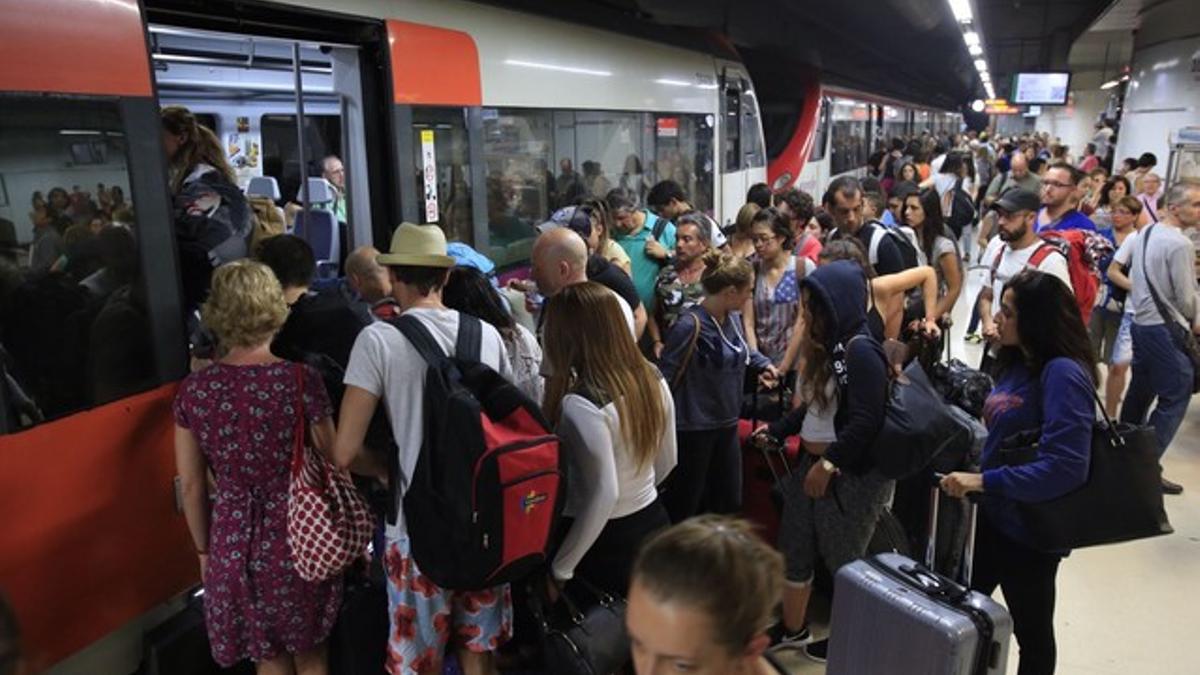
716,63,768,228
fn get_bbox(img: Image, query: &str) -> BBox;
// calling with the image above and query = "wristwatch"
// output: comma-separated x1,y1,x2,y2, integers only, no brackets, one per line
820,458,837,473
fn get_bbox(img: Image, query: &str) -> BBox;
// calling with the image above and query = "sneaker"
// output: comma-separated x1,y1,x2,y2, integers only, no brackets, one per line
1162,477,1184,495
768,623,812,650
803,638,829,663
964,333,982,344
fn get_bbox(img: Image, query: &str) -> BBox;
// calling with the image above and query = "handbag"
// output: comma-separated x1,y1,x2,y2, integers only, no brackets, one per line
851,336,968,479
1140,224,1200,394
286,364,376,582
527,577,629,675
992,387,1173,551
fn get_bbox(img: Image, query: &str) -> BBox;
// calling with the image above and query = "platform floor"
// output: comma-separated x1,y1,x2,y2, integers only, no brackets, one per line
774,263,1200,674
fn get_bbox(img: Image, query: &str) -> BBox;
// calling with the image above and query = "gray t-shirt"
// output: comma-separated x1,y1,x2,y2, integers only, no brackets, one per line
344,307,512,539
1128,223,1200,329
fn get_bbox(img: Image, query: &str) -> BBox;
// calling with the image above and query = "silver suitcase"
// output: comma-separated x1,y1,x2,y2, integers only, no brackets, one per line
826,487,1012,674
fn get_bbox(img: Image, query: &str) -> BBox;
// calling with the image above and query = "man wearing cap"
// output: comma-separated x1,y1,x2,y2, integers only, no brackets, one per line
333,222,514,675
978,189,1074,346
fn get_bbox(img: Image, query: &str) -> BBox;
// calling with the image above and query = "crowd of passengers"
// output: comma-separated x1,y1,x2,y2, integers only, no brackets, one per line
2,106,1198,675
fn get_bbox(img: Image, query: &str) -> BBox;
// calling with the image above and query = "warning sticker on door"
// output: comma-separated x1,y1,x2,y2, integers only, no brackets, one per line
421,129,439,222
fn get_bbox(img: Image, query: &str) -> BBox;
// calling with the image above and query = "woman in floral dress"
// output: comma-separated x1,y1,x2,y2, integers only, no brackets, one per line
174,260,341,674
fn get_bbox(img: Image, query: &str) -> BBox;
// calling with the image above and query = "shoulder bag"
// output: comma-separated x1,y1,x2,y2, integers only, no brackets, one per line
287,364,376,582
1140,224,1200,393
991,386,1173,551
669,311,702,390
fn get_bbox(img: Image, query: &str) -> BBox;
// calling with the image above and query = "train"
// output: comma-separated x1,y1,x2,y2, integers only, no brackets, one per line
0,0,960,671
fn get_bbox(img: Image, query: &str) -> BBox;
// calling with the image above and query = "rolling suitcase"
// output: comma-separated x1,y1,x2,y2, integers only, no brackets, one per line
826,486,1012,675
738,387,800,544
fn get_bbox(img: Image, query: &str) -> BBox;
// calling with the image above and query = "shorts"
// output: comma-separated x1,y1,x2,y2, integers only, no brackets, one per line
1111,312,1134,365
382,535,513,675
1089,307,1123,364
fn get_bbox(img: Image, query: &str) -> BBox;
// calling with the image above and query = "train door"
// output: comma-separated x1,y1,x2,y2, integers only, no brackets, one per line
718,65,767,227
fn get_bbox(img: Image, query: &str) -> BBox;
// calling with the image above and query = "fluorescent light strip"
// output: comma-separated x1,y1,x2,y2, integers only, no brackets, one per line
504,59,611,77
59,130,104,136
654,78,692,87
949,0,973,23
964,31,981,47
968,44,983,56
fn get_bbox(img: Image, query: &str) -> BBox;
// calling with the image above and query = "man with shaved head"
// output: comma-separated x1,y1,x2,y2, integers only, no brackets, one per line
528,226,640,337
984,151,1042,208
345,245,399,319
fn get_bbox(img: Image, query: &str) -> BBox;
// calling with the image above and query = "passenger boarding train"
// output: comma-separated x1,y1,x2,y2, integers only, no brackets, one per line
0,0,957,670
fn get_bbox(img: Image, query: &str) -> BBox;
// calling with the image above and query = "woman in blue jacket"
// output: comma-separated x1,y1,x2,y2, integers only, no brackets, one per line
941,269,1095,675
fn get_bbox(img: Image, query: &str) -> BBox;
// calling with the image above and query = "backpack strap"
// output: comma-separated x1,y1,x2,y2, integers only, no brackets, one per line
866,223,884,265
1027,242,1062,268
670,311,703,391
650,212,669,241
455,313,483,363
989,246,1005,284
391,315,449,368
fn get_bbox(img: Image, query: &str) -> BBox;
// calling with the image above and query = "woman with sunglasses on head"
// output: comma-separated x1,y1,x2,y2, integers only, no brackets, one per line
941,269,1096,675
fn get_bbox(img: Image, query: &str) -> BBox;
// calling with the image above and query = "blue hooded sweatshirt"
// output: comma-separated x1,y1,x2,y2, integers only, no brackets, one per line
770,260,889,474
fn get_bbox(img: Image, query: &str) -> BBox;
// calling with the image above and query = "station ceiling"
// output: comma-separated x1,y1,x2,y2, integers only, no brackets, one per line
483,0,1116,110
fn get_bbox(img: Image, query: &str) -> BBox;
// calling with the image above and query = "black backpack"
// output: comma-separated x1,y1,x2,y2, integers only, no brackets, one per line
392,313,565,591
867,221,919,270
943,177,977,238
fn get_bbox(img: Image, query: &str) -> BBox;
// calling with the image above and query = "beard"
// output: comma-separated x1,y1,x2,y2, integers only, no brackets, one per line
998,221,1027,242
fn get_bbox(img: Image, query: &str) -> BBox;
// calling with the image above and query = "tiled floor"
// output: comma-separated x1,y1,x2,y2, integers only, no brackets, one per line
774,265,1200,674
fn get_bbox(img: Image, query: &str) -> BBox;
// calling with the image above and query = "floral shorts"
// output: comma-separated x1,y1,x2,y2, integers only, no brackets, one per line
383,535,513,675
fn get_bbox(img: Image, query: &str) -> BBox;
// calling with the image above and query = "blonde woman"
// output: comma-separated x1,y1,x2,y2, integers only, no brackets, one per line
543,282,677,597
174,260,340,675
161,105,251,313
730,202,761,259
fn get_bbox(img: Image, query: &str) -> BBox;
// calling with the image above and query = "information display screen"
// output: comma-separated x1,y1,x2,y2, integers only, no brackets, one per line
1012,72,1071,105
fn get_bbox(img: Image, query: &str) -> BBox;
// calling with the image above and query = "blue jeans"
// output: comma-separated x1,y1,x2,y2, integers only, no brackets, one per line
1120,323,1195,458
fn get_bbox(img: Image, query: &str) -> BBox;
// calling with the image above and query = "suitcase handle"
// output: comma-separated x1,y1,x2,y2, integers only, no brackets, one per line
929,473,980,587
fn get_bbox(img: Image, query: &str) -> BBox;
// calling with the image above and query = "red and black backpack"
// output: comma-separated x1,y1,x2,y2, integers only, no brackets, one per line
390,314,565,591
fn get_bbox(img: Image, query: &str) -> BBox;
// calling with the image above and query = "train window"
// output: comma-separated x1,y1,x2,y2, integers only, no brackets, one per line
722,81,742,172
740,79,766,169
809,99,830,163
412,108,473,245
0,97,154,432
882,106,907,146
482,109,553,268
260,114,342,205
195,113,219,136
653,113,714,215
829,99,871,176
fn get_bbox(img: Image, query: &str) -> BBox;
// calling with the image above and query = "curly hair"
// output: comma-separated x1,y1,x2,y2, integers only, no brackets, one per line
201,260,289,349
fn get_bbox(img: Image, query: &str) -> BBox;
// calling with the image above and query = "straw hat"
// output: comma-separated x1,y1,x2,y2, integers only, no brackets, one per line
376,222,455,268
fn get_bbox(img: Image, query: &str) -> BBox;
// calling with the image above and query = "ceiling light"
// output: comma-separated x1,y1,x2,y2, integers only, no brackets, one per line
980,71,991,81
971,99,985,112
504,59,611,77
949,0,973,23
963,31,981,47
968,44,983,56
974,59,988,72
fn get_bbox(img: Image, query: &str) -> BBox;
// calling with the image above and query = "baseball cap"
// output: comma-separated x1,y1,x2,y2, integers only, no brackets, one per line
990,188,1041,214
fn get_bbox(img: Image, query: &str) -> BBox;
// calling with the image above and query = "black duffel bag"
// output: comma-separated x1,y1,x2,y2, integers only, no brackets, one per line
528,578,629,675
992,389,1173,551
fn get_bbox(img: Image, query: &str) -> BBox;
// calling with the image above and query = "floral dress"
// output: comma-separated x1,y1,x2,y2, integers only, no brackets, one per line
173,361,341,666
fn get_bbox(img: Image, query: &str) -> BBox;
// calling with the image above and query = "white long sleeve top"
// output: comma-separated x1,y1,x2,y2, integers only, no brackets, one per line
550,377,677,581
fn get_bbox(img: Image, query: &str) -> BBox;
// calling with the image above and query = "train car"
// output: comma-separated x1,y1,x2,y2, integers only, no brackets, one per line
0,0,769,671
766,82,963,197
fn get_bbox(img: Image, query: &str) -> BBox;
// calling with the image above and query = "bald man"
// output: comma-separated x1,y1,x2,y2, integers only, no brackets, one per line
345,245,399,319
527,227,643,337
984,152,1042,206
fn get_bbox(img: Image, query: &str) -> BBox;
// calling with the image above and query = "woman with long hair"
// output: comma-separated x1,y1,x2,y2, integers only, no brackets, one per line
895,161,921,186
941,270,1096,675
659,251,777,522
162,105,252,314
903,188,963,321
543,282,677,597
443,266,544,403
174,260,341,674
627,515,789,674
752,260,894,662
573,198,631,274
1091,175,1132,232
